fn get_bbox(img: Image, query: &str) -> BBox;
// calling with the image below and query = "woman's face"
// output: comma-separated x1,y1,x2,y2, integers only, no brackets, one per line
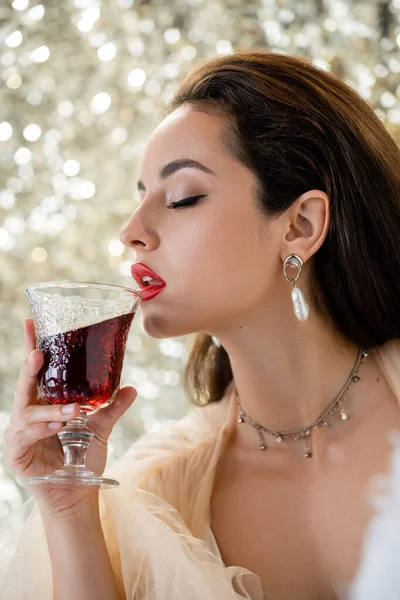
119,105,284,339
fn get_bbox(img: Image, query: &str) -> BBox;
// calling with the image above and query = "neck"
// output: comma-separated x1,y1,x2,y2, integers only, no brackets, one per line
215,309,370,454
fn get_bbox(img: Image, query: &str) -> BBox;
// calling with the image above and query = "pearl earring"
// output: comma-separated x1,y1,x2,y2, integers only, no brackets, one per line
211,336,221,347
283,254,309,321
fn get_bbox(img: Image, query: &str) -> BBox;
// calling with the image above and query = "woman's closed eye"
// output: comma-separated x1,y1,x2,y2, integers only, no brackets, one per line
167,194,208,210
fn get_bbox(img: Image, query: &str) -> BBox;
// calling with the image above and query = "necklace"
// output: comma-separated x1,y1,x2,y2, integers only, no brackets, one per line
236,346,368,458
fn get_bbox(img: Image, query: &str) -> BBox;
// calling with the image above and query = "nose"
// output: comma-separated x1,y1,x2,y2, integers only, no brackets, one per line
119,206,159,251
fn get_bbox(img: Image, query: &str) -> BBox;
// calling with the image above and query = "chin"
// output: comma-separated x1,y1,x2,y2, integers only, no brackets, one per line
139,294,226,339
140,311,197,340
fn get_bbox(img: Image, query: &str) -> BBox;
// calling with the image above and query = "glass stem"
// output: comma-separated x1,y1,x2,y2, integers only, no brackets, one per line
57,411,94,470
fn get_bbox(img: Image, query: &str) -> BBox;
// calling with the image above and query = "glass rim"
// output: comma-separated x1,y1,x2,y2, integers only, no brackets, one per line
26,280,142,299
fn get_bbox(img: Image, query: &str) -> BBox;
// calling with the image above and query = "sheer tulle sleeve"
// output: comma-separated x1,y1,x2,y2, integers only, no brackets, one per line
97,487,263,599
0,386,263,599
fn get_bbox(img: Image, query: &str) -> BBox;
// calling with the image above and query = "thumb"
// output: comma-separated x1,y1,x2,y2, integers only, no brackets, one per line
89,386,138,441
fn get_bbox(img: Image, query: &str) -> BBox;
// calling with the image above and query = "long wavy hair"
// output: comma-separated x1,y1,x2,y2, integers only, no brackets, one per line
164,50,400,406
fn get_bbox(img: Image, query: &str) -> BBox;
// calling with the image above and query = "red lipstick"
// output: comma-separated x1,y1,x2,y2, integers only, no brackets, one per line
130,263,166,302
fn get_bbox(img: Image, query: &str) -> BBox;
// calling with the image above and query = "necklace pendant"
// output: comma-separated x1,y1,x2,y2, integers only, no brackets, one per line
340,409,348,420
238,416,244,423
352,374,360,382
257,429,267,451
275,435,283,443
304,437,312,458
322,419,328,427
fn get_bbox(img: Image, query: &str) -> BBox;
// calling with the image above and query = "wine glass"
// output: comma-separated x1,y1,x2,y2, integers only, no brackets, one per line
25,281,142,488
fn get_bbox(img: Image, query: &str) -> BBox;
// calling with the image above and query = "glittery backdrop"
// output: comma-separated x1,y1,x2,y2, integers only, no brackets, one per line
0,0,399,519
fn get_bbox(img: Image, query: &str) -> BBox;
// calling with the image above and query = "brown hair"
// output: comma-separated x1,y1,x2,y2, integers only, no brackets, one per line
165,50,400,406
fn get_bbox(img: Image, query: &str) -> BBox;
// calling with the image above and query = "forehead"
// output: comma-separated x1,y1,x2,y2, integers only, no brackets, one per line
140,106,227,171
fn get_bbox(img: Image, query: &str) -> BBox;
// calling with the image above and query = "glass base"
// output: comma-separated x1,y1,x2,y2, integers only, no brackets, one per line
26,467,119,488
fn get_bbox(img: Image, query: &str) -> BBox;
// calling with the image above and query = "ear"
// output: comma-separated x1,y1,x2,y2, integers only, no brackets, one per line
281,189,330,263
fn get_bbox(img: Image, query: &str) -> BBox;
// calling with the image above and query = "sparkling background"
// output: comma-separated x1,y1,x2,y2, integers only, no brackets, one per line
0,0,399,518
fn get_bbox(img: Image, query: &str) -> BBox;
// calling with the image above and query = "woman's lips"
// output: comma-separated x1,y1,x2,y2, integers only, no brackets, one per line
130,262,166,302
138,284,165,302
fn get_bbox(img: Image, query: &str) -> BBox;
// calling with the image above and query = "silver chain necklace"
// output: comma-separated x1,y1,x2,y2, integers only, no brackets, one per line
236,346,368,458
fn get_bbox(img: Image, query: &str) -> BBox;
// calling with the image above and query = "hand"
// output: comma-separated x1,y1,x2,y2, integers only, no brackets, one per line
3,318,137,518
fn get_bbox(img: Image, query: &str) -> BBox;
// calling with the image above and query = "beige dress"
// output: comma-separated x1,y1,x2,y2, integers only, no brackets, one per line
1,339,400,599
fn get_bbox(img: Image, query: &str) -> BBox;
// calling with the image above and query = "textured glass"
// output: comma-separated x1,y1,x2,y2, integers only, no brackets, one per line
27,283,138,340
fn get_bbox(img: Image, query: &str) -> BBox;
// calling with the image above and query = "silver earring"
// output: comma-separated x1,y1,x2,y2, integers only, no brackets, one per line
283,254,309,321
211,336,221,347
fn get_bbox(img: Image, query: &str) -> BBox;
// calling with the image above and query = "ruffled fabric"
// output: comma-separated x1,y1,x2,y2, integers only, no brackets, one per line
98,489,263,599
1,339,400,599
205,522,223,560
0,380,263,599
98,382,263,599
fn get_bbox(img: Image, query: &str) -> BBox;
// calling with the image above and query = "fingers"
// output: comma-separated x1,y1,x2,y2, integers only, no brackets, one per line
24,318,36,354
89,386,137,441
4,402,81,469
12,350,45,418
11,318,41,418
9,402,80,435
3,422,64,471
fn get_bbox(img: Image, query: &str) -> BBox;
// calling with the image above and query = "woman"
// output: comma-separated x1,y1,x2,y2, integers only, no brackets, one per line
2,50,400,599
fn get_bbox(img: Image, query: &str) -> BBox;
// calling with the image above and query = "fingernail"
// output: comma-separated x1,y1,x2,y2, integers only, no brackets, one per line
27,351,35,364
61,404,76,414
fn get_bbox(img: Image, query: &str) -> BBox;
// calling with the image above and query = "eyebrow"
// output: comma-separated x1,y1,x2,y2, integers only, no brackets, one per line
137,158,216,191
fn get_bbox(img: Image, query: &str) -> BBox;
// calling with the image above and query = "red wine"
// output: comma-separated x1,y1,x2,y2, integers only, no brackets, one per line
38,312,135,412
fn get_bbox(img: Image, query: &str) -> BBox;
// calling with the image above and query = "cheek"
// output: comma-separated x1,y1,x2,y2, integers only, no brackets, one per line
172,215,247,292
139,211,275,338
184,214,267,296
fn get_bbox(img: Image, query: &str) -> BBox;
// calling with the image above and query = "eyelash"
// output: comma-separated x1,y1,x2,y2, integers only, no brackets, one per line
167,194,207,210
